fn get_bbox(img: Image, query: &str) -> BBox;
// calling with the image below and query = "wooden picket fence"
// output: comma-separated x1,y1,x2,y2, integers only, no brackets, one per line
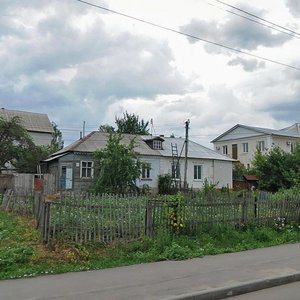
2,190,300,243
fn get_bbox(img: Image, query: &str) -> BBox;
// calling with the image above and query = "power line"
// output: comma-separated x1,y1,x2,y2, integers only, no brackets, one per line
74,0,300,71
203,0,300,40
212,0,300,37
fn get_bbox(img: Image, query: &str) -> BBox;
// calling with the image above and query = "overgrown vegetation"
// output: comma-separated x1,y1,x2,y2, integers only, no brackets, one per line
98,111,150,135
1,206,300,280
0,116,63,173
158,174,173,194
93,133,143,194
250,144,300,192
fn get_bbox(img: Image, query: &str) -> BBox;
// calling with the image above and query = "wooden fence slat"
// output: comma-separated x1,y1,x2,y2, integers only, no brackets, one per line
4,190,300,244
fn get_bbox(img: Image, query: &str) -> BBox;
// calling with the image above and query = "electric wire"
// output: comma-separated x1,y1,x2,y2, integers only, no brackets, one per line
74,0,300,71
203,0,300,40
212,0,300,37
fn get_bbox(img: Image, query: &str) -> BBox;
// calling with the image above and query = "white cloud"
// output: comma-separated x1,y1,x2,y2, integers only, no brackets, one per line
0,0,300,146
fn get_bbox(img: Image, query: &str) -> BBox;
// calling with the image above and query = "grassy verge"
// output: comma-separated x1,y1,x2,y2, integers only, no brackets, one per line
1,210,300,280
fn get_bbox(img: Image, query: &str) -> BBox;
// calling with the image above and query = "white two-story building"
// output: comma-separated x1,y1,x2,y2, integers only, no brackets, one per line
211,124,300,168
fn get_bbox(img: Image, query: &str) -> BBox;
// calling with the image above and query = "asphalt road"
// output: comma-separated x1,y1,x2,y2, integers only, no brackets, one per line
0,243,300,300
227,281,300,300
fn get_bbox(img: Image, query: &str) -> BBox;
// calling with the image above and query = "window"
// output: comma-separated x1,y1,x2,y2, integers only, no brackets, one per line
171,162,180,179
153,140,162,150
291,142,297,153
194,165,202,180
257,141,265,151
141,163,151,179
242,142,249,153
222,145,228,155
81,161,93,178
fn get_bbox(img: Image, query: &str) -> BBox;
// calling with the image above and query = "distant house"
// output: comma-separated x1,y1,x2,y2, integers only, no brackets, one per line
0,108,53,146
43,131,234,192
211,124,300,168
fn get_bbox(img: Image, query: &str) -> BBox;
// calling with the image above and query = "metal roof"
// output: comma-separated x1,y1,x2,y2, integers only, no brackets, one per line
50,132,234,162
211,124,300,142
154,136,234,161
0,108,53,133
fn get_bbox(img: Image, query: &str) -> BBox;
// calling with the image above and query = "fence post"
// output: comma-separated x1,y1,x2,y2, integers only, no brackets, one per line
145,200,153,236
241,195,248,224
35,192,43,229
43,202,51,242
254,195,258,219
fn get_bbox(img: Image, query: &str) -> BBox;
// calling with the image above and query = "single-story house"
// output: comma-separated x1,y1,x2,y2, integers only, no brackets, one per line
43,131,234,192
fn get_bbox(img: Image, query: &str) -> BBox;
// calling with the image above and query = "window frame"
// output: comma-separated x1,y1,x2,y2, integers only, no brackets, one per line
257,141,265,151
171,162,180,179
152,140,162,150
242,142,249,153
222,145,228,155
80,161,94,179
193,165,202,180
141,163,151,180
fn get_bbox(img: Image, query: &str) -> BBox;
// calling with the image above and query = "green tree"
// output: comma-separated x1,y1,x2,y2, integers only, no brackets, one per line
93,133,142,194
0,116,34,172
50,122,64,152
99,124,115,133
115,112,149,135
252,147,294,192
232,162,249,180
13,144,51,173
0,116,54,173
286,143,300,188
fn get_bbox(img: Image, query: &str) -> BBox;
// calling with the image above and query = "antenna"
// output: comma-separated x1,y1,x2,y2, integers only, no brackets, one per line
83,121,86,137
150,118,153,136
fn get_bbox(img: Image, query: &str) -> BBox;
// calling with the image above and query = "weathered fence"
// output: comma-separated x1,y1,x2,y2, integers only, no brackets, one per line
2,190,300,243
1,190,34,214
0,173,56,195
40,193,149,243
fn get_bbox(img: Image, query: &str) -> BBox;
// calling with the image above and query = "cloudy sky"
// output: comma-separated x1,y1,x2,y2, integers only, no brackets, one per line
1,0,300,147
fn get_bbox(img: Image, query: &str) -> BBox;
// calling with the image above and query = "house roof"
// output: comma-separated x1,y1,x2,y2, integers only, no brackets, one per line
153,136,234,161
0,108,53,133
52,132,160,157
211,124,300,143
243,175,259,181
50,131,234,162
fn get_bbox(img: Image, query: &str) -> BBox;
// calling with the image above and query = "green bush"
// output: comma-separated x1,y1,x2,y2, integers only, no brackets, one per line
0,245,33,271
159,242,192,260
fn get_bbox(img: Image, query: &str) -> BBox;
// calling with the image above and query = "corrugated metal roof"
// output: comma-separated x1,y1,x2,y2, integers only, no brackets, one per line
153,136,234,161
51,132,234,162
0,108,53,133
52,132,161,157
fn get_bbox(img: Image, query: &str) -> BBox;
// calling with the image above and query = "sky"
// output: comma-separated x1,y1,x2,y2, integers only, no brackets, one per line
1,0,300,147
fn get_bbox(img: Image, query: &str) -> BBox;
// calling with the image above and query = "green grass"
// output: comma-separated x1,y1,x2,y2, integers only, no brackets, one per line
1,210,300,280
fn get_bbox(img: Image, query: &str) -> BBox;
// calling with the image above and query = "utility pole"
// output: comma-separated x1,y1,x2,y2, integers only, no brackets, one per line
183,119,190,190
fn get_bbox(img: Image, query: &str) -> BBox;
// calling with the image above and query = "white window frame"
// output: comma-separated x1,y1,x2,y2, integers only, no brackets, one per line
141,163,151,179
242,142,249,153
222,145,228,155
257,141,265,151
153,140,162,150
194,165,202,180
80,161,94,178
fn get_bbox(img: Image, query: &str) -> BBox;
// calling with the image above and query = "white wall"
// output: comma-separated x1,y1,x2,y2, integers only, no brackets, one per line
213,160,233,188
147,157,232,189
29,131,52,146
136,156,160,189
